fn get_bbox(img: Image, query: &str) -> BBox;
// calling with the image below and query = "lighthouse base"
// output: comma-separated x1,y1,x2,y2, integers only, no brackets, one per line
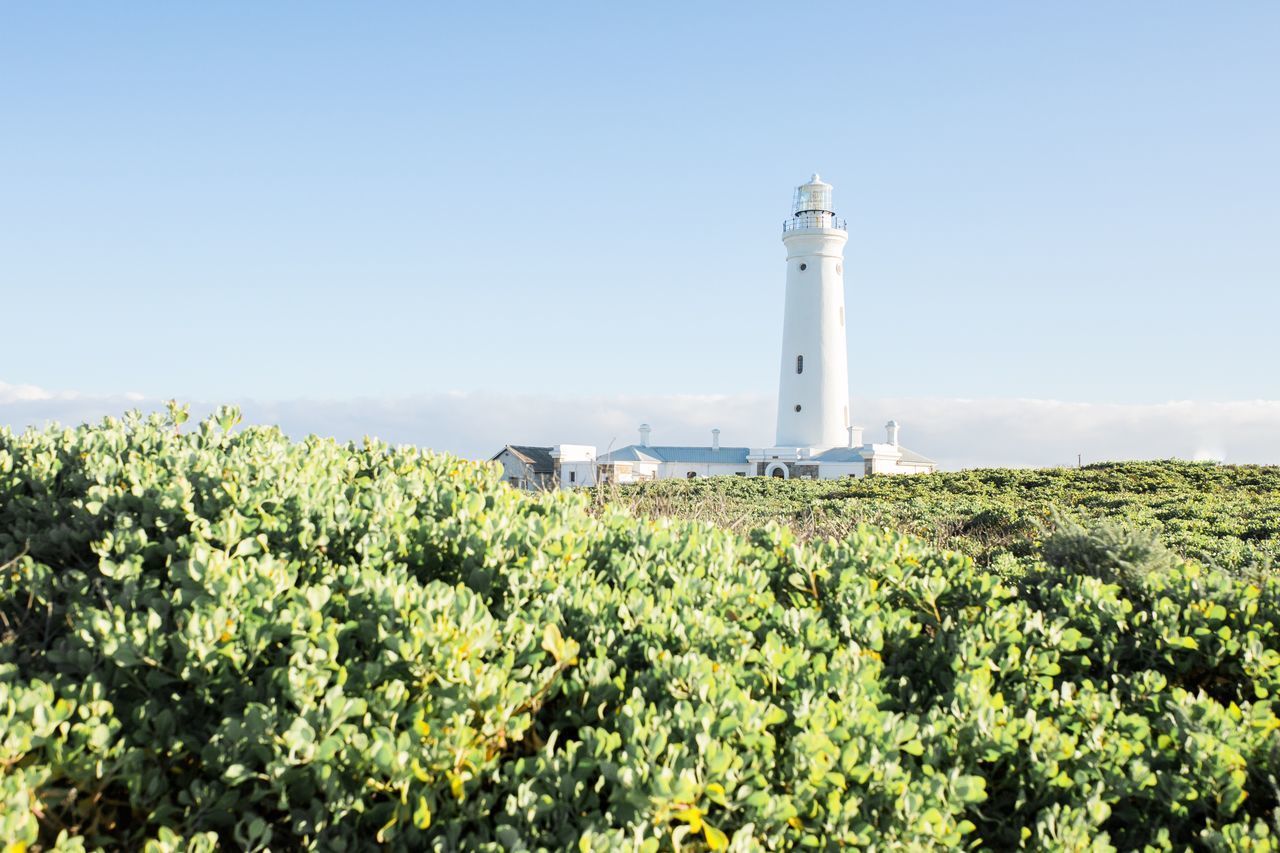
747,443,935,480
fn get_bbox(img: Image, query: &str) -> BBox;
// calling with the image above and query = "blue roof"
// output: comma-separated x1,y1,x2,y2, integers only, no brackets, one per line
599,445,751,464
596,446,662,464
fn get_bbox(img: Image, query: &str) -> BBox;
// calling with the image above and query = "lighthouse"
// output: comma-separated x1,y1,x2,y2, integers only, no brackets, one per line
494,173,938,484
774,174,851,449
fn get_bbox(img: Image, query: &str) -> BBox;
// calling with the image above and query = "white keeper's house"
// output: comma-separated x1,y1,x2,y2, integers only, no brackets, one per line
490,174,936,489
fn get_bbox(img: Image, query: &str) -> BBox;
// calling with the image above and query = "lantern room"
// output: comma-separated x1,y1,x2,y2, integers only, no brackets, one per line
784,173,846,233
793,173,833,214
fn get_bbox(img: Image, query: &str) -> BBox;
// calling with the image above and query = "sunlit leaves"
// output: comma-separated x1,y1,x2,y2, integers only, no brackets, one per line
0,412,1277,849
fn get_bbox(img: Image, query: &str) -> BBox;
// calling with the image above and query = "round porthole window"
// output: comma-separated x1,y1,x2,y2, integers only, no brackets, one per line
794,404,802,412
799,263,807,271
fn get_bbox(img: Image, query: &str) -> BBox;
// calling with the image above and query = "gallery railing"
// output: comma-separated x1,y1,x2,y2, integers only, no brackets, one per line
782,212,847,232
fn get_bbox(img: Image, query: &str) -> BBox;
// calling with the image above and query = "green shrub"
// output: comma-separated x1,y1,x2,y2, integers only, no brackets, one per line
608,461,1280,574
1040,514,1181,592
1,410,1278,850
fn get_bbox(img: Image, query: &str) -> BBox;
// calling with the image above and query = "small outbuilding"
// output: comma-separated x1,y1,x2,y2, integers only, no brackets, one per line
491,444,598,490
490,445,556,491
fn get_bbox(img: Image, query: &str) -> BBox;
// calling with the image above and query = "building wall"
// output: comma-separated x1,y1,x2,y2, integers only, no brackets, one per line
553,444,598,488
556,460,597,487
816,462,863,479
656,462,751,480
597,461,659,484
861,445,936,476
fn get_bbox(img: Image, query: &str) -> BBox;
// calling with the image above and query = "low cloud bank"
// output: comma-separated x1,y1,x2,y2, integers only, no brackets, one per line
2,381,1276,470
853,397,1278,469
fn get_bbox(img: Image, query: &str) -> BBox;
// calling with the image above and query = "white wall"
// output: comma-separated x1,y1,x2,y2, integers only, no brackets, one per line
554,444,596,462
656,462,751,480
860,444,935,476
816,463,863,479
557,460,597,487
553,444,598,488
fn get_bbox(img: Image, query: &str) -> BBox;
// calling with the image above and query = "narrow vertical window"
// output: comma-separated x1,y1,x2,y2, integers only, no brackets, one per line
569,471,576,483
839,306,845,327
796,355,804,374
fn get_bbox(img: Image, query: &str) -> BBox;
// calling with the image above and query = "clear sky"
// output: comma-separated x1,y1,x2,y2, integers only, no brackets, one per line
3,3,1278,464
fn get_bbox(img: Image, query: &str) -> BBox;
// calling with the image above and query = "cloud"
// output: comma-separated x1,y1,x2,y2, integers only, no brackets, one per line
848,397,1280,469
0,381,60,404
2,380,1277,470
0,381,145,406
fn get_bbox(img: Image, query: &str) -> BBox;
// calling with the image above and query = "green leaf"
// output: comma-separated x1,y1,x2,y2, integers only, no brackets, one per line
954,775,987,804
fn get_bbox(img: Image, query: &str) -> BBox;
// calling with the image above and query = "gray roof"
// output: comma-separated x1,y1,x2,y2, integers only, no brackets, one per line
812,445,937,466
895,446,936,466
598,445,751,465
492,445,556,474
811,447,865,463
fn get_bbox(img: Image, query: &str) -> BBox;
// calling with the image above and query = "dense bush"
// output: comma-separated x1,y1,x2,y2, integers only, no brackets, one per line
610,462,1280,574
2,410,1278,850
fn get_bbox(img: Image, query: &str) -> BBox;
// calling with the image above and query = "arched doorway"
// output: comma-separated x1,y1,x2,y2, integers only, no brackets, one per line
764,462,789,479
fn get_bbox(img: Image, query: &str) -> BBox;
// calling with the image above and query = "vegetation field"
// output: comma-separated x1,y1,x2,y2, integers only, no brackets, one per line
2,411,1278,850
607,462,1280,576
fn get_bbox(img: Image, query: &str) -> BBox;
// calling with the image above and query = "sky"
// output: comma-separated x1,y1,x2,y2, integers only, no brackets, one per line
3,3,1278,467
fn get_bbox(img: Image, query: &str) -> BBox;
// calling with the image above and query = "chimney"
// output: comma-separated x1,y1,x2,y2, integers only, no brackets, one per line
848,425,863,448
885,420,900,446
639,423,651,447
711,428,721,451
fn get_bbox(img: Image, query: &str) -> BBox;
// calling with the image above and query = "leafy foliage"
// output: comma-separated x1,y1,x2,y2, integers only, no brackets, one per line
608,462,1280,575
2,410,1278,850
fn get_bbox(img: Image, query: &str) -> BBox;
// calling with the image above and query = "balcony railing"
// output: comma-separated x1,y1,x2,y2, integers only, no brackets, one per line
782,211,847,232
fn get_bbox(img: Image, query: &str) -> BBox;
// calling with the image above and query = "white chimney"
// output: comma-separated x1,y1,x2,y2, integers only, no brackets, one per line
885,420,900,446
711,428,721,451
848,425,863,448
639,423,651,447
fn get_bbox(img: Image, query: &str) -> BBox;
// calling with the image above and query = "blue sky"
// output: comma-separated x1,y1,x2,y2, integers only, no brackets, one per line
2,3,1278,463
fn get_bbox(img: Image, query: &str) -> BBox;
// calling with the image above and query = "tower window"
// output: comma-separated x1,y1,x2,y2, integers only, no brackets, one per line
839,306,845,327
796,355,803,374
799,263,807,271
794,404,802,412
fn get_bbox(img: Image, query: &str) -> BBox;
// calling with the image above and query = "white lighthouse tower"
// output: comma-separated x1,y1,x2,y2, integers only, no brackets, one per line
774,174,851,449
500,173,937,485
